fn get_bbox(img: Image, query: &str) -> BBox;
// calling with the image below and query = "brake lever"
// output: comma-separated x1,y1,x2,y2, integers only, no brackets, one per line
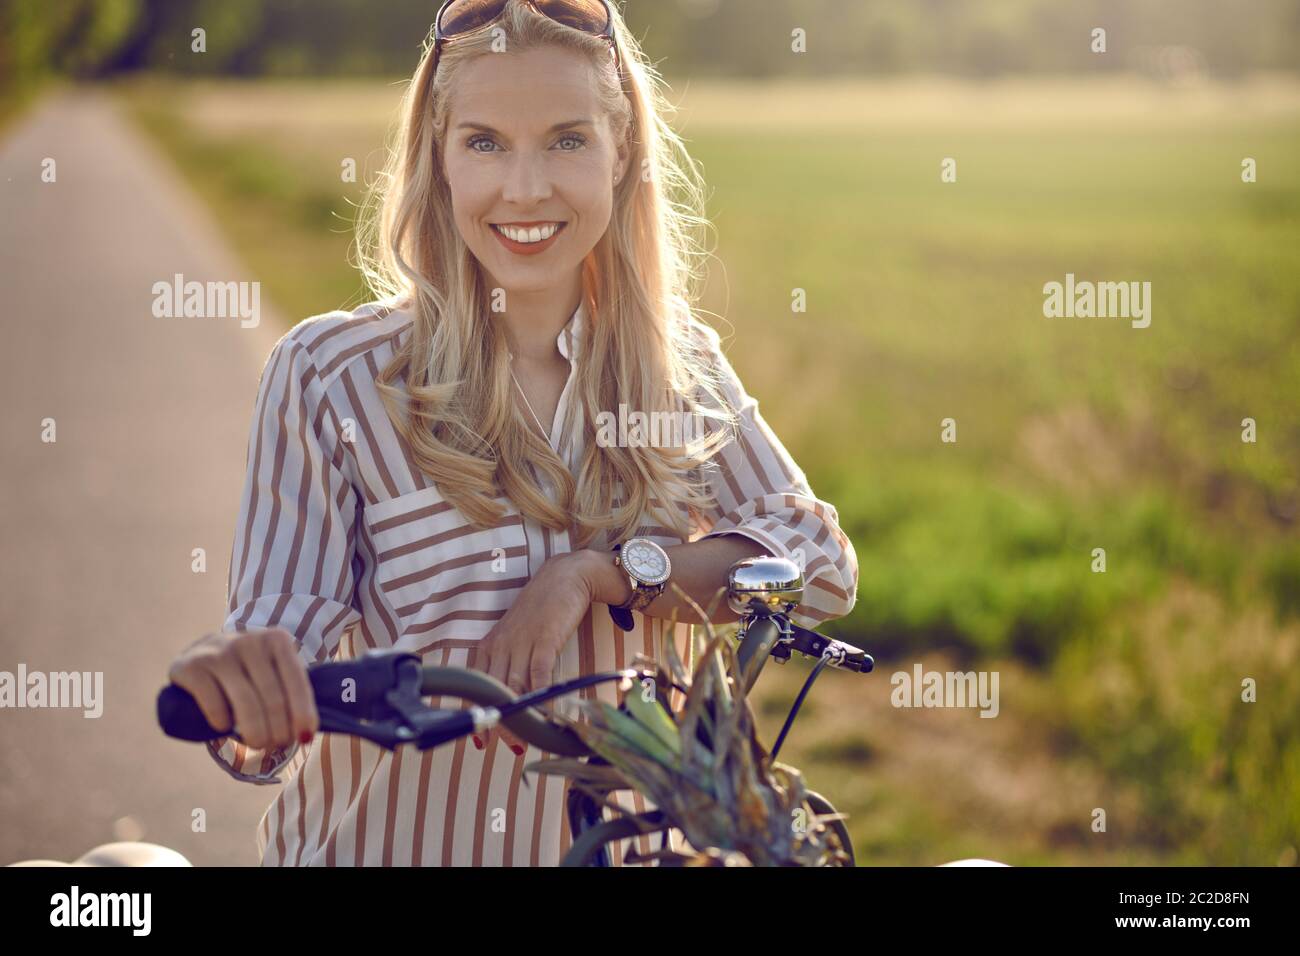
312,651,465,751
774,622,874,674
382,656,468,742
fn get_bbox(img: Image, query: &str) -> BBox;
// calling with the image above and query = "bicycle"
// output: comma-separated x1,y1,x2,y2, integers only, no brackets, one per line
155,555,874,866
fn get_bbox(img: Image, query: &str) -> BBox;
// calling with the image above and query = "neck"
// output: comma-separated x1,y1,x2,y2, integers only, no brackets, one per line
494,273,582,363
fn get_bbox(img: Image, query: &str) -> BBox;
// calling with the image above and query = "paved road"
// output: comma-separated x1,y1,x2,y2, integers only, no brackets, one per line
1,87,292,866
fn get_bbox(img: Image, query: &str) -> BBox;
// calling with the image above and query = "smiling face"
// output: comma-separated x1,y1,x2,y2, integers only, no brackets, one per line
441,45,628,297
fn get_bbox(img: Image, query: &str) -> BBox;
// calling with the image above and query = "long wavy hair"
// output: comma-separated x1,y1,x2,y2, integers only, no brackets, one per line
356,0,739,548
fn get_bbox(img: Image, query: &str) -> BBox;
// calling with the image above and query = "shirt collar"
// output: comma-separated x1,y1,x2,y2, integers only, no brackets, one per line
556,298,586,363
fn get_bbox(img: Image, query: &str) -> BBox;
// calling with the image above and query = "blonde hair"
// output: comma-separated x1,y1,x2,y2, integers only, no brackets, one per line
356,0,738,547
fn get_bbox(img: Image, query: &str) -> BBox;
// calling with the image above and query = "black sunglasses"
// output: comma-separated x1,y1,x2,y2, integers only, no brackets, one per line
432,0,620,73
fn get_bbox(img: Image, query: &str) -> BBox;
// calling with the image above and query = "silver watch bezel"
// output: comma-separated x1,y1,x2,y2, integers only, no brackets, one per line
619,536,671,587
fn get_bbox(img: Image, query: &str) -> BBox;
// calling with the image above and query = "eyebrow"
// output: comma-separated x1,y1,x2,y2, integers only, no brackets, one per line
455,119,595,134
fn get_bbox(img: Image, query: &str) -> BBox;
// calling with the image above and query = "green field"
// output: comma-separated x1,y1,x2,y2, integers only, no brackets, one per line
115,74,1300,865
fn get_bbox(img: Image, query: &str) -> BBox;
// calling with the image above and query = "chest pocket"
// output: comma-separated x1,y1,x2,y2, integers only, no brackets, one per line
361,485,530,644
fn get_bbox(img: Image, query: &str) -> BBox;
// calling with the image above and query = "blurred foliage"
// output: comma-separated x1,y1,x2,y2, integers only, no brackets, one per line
1263,544,1300,623
1046,583,1300,864
2,0,1299,90
121,78,370,321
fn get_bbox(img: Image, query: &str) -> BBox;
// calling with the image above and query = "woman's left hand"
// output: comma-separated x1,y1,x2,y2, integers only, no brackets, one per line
473,550,598,754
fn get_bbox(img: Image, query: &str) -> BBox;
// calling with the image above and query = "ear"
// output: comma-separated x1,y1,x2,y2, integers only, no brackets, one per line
434,135,447,182
612,116,632,184
615,138,631,185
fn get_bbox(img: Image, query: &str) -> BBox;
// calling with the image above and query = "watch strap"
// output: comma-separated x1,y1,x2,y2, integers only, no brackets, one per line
609,603,635,632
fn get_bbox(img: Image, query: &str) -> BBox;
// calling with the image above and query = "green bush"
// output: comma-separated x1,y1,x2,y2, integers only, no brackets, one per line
1046,587,1300,864
840,477,1241,665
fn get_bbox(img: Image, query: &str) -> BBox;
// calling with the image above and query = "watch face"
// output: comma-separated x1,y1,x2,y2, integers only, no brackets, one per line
623,539,670,585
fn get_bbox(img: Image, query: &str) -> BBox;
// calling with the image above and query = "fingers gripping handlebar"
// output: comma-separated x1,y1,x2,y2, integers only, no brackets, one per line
157,652,590,756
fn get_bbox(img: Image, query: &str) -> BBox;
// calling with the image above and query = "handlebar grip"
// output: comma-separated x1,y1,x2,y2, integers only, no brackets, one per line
844,648,874,673
157,684,230,742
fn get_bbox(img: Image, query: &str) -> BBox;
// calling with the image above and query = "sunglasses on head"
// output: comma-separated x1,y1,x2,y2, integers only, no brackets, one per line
432,0,620,73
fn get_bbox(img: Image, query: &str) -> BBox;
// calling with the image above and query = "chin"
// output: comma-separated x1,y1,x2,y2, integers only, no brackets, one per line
498,259,582,285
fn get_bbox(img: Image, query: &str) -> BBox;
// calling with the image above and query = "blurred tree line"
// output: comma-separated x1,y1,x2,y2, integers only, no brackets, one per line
3,0,1298,95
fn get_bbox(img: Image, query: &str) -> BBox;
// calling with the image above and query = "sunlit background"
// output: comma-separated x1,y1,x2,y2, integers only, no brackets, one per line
2,0,1298,865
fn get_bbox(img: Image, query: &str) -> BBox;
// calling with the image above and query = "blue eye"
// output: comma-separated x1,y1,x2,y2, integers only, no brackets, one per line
464,132,587,153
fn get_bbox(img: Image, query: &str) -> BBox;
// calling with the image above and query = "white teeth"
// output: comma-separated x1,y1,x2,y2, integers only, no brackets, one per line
495,222,560,243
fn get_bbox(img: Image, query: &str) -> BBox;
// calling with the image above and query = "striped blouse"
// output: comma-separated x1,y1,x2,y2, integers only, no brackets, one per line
206,296,859,866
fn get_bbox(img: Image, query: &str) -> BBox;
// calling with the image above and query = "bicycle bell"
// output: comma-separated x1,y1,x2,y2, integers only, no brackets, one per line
726,555,804,617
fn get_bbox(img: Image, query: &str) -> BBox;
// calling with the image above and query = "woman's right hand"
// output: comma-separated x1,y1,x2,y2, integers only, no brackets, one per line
167,629,318,750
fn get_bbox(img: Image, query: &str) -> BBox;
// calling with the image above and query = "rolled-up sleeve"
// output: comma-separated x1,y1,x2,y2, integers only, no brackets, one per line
689,323,858,629
207,328,363,784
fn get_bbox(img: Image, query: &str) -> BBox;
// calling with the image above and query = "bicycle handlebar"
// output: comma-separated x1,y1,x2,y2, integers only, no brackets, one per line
160,555,876,867
158,614,873,757
157,651,600,755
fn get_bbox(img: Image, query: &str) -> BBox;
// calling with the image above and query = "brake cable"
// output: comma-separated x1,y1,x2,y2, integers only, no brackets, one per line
769,649,838,760
361,656,691,751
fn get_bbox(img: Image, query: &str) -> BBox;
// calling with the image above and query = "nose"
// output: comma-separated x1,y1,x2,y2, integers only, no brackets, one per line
500,150,553,208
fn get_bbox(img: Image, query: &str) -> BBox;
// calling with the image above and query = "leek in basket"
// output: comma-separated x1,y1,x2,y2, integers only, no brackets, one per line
526,583,851,867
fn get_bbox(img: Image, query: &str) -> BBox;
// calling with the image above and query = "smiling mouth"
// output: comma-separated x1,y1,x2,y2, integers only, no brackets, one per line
488,221,566,243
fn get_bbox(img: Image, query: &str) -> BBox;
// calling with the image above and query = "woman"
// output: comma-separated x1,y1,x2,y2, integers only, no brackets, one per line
167,0,858,867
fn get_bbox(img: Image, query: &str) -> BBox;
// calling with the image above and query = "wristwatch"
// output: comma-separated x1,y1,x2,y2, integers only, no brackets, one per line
607,537,671,632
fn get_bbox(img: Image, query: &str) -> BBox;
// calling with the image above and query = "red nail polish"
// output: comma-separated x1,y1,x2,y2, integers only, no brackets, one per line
472,735,484,750
510,744,524,756
299,730,314,745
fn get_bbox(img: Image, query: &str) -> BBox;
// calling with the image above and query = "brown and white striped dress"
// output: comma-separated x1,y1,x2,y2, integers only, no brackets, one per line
207,297,859,866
